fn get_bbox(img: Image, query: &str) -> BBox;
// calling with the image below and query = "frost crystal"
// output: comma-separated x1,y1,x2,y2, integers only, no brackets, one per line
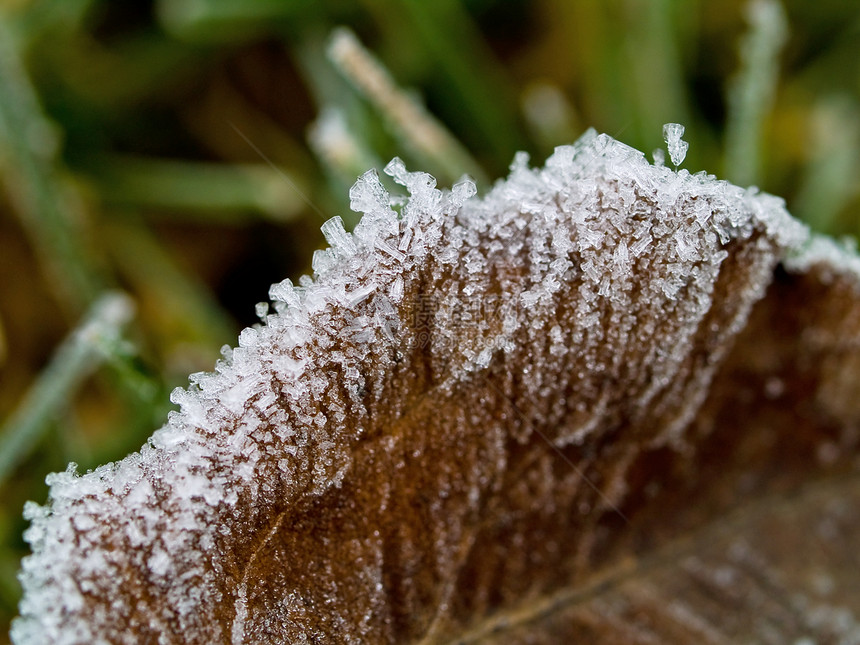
663,122,689,167
12,130,812,644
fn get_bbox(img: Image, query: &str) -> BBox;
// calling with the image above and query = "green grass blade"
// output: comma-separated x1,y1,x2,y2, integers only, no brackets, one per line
0,18,105,312
0,293,134,489
86,156,307,224
327,27,488,186
724,0,789,186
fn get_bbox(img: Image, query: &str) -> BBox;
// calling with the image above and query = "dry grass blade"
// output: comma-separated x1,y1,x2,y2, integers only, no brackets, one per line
12,131,860,644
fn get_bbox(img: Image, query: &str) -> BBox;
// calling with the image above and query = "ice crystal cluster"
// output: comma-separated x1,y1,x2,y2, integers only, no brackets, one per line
662,122,689,167
12,129,826,644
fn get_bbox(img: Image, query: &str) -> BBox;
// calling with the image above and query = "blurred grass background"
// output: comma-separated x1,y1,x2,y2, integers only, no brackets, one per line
0,0,859,635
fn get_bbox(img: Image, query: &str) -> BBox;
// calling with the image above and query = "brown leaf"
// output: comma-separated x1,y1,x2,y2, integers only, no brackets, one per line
12,132,860,644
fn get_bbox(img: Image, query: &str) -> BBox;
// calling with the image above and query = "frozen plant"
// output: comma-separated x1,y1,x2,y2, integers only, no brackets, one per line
12,130,860,645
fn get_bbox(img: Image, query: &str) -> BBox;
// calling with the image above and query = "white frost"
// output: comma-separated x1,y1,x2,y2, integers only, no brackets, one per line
663,122,689,167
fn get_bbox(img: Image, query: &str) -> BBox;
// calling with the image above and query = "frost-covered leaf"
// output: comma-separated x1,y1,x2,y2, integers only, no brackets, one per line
12,131,860,644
